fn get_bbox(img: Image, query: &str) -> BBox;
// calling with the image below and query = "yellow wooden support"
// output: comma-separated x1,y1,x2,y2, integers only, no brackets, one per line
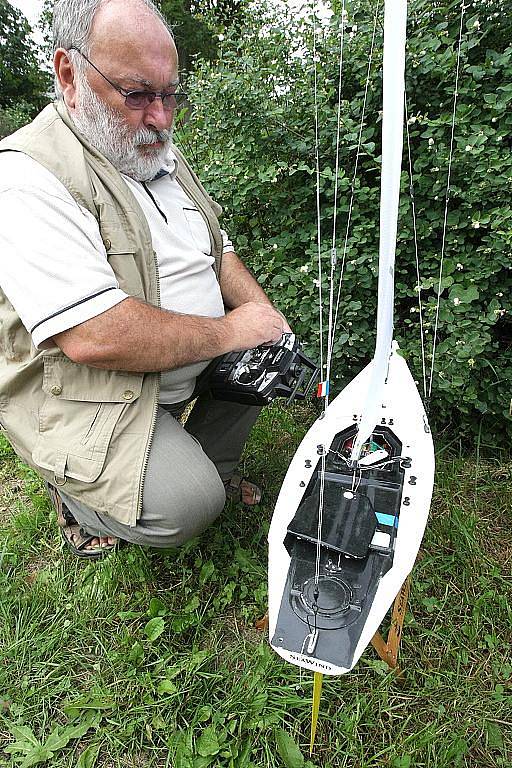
309,671,323,755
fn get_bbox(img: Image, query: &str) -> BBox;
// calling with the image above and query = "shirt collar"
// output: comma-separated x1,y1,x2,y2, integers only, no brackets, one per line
151,149,178,182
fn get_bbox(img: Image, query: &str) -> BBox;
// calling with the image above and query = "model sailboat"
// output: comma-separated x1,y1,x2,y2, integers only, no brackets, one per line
268,0,435,676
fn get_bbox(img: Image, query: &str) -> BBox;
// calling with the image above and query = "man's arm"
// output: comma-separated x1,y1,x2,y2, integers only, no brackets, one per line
53,296,285,371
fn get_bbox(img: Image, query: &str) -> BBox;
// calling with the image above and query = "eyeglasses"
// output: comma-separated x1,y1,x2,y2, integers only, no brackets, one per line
69,47,187,111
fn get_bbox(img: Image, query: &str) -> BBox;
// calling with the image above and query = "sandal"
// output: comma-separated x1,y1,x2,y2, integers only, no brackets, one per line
223,475,262,506
46,482,120,559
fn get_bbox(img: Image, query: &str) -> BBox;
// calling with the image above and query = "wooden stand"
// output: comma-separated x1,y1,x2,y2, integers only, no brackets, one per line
370,576,410,675
257,575,411,675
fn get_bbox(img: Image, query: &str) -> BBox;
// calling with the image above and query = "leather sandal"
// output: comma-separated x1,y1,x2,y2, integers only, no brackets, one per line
223,474,262,506
45,482,120,559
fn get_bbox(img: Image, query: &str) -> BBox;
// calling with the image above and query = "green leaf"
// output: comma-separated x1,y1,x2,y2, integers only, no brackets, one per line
184,596,200,613
76,744,101,768
199,561,215,584
157,679,178,695
275,728,304,768
144,616,165,641
5,724,40,754
448,285,479,304
196,726,220,757
148,598,167,617
63,696,114,719
486,721,504,750
19,746,50,768
195,706,213,723
44,712,101,753
392,757,412,768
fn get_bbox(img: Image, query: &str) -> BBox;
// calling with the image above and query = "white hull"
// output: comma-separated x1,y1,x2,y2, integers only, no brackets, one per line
268,344,435,675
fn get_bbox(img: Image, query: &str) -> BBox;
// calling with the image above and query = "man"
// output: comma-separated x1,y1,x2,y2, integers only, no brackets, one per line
0,0,288,557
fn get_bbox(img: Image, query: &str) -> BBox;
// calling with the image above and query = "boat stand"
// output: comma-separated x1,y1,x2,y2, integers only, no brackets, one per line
256,575,411,675
370,576,410,675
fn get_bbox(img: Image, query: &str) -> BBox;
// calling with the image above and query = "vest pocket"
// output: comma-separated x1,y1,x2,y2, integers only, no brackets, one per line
32,355,143,484
107,252,146,299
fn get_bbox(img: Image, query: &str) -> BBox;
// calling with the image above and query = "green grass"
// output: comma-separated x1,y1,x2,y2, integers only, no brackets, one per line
0,403,511,768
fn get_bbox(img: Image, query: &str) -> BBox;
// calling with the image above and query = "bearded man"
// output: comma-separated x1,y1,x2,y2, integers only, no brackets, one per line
0,0,288,557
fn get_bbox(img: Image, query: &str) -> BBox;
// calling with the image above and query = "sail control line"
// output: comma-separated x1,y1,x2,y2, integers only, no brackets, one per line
266,0,468,752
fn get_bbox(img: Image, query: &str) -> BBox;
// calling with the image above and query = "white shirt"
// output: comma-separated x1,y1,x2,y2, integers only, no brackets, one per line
0,151,230,403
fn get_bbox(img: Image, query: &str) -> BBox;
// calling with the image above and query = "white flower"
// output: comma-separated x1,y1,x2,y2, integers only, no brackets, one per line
465,145,473,152
428,138,434,146
453,297,461,306
299,265,309,273
313,278,320,288
468,358,475,367
218,33,225,41
497,292,503,297
472,220,480,229
473,20,480,29
272,243,278,250
457,263,464,270
492,117,497,123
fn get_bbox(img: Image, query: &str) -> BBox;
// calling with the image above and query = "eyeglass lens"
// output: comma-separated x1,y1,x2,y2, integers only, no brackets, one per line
124,91,186,110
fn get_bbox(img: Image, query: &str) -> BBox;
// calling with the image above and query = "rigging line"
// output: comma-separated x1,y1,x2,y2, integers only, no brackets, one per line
314,450,327,587
328,4,381,359
312,2,325,382
404,97,428,402
325,0,348,409
428,0,466,400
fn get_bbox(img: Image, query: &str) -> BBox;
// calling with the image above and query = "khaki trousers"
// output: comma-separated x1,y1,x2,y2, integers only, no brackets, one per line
59,361,261,547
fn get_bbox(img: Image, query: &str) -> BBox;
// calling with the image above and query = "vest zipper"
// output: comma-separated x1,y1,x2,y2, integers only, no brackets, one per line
137,247,162,520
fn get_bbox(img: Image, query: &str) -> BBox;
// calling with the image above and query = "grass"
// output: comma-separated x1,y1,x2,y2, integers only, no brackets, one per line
0,402,511,768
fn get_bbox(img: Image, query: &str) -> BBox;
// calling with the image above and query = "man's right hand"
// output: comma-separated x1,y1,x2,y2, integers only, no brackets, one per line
223,301,286,351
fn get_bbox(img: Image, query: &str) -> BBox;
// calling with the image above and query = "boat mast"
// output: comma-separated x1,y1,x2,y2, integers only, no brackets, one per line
350,0,408,464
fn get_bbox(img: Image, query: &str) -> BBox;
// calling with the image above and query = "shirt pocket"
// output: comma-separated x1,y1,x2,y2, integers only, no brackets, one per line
183,207,211,255
32,354,143,485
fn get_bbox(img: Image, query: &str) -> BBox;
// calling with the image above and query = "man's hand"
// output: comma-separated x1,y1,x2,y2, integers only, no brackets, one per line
224,301,288,351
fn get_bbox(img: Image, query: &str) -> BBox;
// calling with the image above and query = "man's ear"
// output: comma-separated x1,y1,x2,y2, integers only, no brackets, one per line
54,48,78,109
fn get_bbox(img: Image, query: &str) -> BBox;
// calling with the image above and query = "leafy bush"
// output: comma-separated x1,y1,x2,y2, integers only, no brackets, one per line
177,0,512,442
0,101,33,139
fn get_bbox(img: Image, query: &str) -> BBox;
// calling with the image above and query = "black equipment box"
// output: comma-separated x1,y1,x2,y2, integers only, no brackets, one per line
210,333,318,406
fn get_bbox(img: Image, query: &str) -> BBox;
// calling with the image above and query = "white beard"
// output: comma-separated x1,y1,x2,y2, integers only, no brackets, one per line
71,74,173,182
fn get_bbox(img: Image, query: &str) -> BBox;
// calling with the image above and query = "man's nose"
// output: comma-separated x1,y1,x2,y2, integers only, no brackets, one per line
143,97,172,131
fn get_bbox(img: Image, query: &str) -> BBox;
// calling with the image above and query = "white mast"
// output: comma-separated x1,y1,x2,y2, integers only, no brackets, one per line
350,0,408,463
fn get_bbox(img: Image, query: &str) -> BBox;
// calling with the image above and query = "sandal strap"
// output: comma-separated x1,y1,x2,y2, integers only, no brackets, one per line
46,482,77,527
224,475,262,505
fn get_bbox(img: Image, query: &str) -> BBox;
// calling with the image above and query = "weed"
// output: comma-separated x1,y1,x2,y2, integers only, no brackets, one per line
0,405,510,767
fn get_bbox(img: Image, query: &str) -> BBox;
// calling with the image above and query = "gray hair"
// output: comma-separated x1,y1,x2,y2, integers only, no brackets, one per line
52,0,174,97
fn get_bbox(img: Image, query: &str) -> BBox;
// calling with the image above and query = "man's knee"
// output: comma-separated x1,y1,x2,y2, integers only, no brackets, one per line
140,461,226,547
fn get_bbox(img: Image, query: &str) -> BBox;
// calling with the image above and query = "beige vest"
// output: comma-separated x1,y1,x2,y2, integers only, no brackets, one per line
0,102,224,525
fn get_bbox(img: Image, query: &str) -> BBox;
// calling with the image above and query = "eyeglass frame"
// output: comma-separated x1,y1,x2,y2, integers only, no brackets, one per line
68,47,187,111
